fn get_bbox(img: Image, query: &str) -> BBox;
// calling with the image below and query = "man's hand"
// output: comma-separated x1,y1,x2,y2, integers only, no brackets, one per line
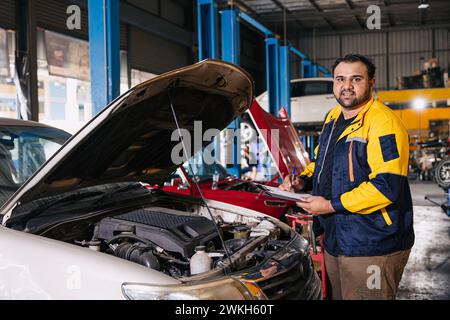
296,196,336,215
279,175,305,192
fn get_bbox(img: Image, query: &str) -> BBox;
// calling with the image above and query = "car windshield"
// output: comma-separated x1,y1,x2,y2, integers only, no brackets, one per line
291,81,333,97
168,150,229,183
0,125,70,206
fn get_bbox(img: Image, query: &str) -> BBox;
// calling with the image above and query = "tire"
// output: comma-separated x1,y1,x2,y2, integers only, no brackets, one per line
434,157,450,190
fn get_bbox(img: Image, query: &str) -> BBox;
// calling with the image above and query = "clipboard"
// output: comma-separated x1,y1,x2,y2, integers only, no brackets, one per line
258,184,310,202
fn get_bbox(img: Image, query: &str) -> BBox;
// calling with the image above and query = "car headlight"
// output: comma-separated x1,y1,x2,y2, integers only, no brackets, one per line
122,277,266,300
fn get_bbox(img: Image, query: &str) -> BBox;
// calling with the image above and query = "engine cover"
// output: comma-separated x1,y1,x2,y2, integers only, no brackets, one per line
94,209,217,258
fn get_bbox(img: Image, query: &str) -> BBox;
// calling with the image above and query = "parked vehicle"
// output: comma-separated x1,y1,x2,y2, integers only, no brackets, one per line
432,137,450,190
0,60,321,300
0,118,70,206
255,77,335,130
163,100,311,221
164,160,295,221
409,138,450,184
435,156,450,190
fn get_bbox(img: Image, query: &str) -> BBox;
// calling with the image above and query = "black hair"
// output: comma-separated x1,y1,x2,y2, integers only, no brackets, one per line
332,54,376,80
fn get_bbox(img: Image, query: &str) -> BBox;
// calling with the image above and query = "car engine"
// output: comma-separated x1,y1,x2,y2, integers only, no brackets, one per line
76,206,287,278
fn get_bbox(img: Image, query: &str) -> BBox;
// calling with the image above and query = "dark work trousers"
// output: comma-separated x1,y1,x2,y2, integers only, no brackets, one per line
324,249,411,300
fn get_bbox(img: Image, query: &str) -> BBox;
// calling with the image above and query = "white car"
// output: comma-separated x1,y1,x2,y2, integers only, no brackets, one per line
0,60,321,300
0,118,70,206
256,78,336,130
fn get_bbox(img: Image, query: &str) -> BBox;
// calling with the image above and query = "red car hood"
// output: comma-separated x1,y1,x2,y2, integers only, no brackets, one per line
248,101,310,178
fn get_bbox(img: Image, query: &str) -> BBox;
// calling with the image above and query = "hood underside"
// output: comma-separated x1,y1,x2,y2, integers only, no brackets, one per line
2,60,254,211
248,101,310,177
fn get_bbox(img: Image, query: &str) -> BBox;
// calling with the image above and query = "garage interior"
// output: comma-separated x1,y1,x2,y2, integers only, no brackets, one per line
0,0,449,300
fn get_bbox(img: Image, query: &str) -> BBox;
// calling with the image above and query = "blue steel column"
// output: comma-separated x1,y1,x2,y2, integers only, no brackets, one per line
302,59,312,78
88,0,120,115
221,8,241,177
311,64,319,77
279,45,291,116
266,37,281,115
197,0,219,60
197,0,220,170
317,65,332,77
221,9,239,64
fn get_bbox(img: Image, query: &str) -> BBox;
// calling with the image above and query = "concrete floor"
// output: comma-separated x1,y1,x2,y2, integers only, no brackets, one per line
397,181,450,300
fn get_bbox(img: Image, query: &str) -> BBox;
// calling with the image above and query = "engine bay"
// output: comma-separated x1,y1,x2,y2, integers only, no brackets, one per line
71,204,291,279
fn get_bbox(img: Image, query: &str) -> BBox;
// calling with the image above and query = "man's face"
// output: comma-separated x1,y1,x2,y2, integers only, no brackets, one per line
333,61,375,109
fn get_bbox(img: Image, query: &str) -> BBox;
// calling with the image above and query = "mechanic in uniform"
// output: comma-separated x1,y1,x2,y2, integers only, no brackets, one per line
280,54,414,300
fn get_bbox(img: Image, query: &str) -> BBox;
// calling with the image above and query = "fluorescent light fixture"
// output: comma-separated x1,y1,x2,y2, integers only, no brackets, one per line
412,98,427,110
418,0,429,9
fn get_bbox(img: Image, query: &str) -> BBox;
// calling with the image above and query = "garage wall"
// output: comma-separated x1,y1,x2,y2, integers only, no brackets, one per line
124,0,194,74
126,0,159,15
128,26,191,74
0,0,15,29
433,28,450,81
36,0,89,40
240,24,266,95
295,28,450,90
1,0,194,75
126,0,188,28
36,0,127,49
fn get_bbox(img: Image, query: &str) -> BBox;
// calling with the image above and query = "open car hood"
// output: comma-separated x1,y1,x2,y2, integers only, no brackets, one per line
248,101,310,178
1,60,254,217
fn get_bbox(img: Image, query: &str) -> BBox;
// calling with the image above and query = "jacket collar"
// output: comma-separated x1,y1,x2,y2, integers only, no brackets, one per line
327,96,375,142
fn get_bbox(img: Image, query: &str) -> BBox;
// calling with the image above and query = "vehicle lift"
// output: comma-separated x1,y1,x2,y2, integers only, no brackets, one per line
197,0,331,175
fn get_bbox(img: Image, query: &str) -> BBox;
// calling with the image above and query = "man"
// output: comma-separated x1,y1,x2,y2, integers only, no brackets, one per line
280,54,414,300
241,145,258,180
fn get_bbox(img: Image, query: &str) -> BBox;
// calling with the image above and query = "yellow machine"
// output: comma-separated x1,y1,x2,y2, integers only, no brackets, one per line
376,88,450,142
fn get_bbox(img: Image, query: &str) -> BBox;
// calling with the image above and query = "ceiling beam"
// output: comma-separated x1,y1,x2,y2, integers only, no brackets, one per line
307,0,321,12
344,0,354,10
286,22,450,37
323,17,336,30
306,0,336,30
354,16,365,29
230,0,260,17
258,2,450,22
269,0,309,31
344,0,364,29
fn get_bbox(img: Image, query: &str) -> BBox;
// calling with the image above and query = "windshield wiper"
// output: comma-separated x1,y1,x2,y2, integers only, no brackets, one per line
6,190,106,228
92,183,145,204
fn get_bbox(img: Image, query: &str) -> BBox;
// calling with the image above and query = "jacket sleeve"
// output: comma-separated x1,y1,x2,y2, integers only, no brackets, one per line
330,116,410,214
299,145,318,191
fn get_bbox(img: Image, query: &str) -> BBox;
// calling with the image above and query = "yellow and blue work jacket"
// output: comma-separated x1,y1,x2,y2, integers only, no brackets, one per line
301,97,415,257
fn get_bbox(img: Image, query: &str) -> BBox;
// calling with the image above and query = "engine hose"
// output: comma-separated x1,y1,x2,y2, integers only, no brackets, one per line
156,253,190,266
105,234,154,251
114,241,160,270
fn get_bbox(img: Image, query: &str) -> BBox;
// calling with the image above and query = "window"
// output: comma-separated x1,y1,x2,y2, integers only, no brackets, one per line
291,81,333,98
0,28,17,119
37,30,92,134
120,51,129,94
131,69,158,87
0,124,70,205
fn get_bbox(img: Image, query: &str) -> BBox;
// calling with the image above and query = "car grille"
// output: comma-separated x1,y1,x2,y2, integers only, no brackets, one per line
257,254,322,300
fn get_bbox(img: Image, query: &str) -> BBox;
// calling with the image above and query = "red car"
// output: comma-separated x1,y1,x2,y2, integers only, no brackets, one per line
162,101,310,221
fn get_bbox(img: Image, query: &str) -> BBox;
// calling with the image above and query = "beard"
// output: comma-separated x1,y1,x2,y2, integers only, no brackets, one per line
335,86,372,109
